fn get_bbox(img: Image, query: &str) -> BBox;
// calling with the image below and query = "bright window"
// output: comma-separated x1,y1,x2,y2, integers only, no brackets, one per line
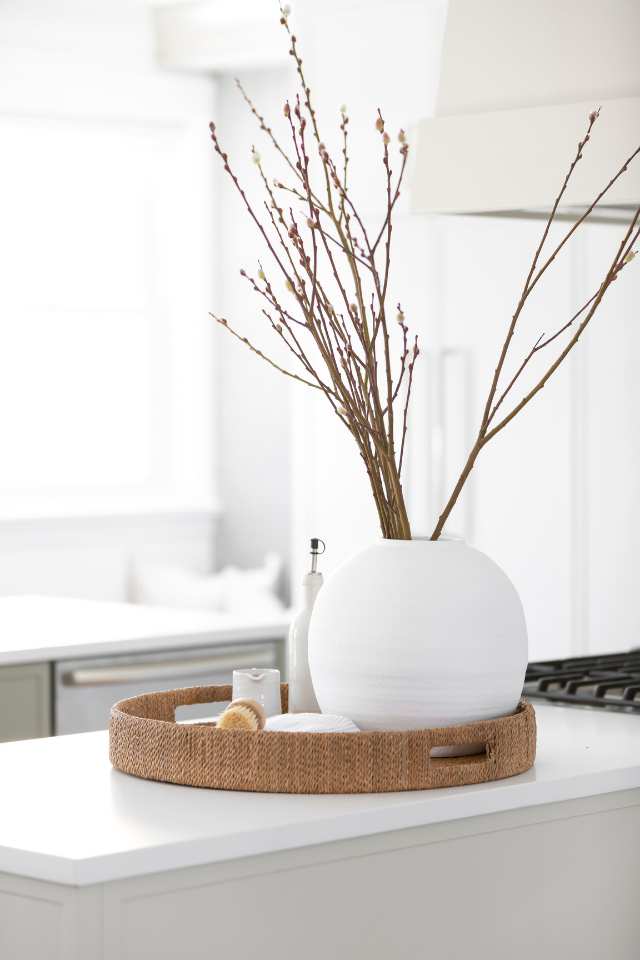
0,115,216,517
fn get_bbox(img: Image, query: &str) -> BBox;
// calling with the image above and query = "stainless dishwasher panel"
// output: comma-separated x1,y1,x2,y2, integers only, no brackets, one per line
54,640,280,734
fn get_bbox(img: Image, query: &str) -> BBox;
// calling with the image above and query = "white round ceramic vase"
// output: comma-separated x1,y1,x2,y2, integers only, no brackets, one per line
308,539,528,731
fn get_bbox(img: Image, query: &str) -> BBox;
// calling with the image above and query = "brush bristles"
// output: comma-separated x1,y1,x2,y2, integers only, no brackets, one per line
217,704,260,732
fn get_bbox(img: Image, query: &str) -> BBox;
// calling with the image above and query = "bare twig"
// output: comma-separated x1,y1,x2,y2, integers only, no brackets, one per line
210,312,321,390
431,163,639,541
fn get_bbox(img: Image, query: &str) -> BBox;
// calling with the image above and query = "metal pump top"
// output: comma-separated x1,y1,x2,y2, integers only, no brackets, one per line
309,537,326,574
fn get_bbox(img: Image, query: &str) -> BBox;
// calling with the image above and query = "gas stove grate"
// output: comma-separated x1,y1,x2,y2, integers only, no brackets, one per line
524,651,640,712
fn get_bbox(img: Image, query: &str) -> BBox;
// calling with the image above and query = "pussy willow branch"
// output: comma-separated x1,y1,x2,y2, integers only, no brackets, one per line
310,118,413,534
430,111,639,540
209,5,415,539
490,213,639,434
209,313,320,390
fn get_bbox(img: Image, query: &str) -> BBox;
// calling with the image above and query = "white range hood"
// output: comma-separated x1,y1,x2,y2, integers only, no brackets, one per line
411,0,640,221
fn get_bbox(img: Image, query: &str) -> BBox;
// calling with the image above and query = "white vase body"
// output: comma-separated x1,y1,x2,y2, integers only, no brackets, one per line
308,539,528,731
287,572,322,713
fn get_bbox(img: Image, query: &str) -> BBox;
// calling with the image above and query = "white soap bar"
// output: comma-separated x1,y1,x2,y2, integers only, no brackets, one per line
265,713,359,734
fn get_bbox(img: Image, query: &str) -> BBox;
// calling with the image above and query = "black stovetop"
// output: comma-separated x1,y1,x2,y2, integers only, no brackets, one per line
524,651,640,712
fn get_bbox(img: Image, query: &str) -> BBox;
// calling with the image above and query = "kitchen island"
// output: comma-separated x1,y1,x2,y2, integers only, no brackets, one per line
0,703,639,959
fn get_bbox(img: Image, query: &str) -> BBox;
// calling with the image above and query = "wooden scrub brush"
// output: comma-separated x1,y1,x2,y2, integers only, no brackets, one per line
217,698,266,732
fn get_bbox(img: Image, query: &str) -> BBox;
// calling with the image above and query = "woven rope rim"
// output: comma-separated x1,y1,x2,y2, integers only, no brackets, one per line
109,684,536,794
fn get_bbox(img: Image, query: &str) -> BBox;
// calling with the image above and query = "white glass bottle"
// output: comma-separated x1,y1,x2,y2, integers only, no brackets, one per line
288,539,324,713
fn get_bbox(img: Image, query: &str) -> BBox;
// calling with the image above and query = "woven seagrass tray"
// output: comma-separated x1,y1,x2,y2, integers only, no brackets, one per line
109,683,535,794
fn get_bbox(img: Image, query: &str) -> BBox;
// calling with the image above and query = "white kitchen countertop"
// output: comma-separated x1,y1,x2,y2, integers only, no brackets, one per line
0,703,638,886
0,596,290,665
